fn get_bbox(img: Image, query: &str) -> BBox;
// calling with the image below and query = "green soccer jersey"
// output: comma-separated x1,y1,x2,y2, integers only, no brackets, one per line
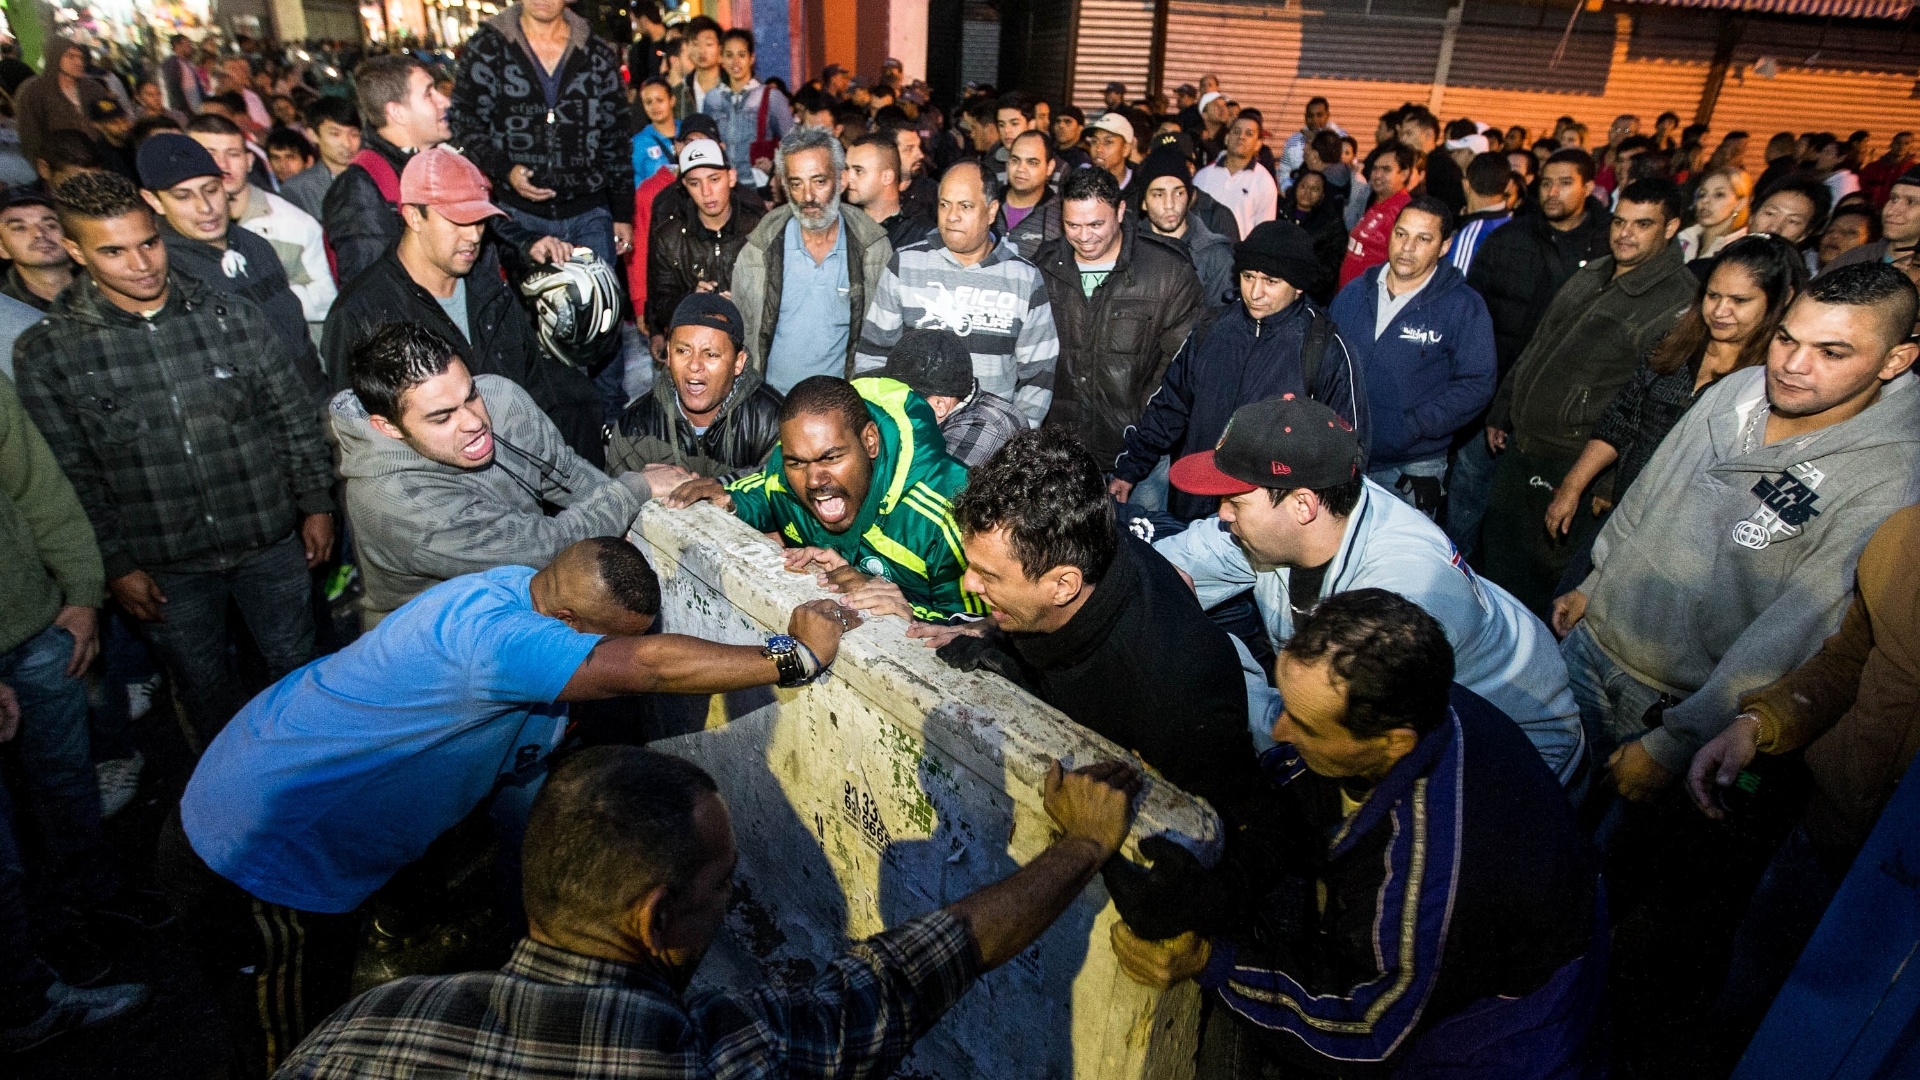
725,378,986,622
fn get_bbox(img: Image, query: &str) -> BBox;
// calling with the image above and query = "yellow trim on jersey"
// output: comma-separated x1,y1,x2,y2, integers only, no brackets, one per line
853,378,916,515
862,524,928,578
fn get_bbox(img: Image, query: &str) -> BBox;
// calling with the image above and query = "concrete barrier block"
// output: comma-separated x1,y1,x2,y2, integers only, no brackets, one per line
633,502,1220,1080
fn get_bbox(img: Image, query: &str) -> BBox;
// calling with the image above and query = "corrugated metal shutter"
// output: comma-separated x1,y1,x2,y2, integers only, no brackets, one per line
963,6,1003,88
1008,0,1076,103
302,0,363,40
1443,13,1711,146
1710,15,1920,169
1069,0,1155,111
1160,0,1434,142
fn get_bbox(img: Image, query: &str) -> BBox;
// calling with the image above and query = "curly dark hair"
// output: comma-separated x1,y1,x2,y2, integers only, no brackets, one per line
582,536,661,617
779,376,872,436
1060,164,1123,208
1283,588,1454,738
53,169,147,225
952,428,1115,583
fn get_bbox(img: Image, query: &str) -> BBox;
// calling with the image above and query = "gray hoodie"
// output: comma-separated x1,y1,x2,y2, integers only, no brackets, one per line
332,374,644,624
1582,366,1920,773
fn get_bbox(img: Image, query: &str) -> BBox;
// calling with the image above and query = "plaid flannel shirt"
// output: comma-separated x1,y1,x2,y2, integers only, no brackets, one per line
275,911,979,1080
13,273,334,580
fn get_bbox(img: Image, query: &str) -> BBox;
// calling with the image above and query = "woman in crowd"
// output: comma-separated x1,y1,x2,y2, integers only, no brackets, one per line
1546,234,1807,576
1677,167,1752,262
1284,169,1349,304
631,76,677,187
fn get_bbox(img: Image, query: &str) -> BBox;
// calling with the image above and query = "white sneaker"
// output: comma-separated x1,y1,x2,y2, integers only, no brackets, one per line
125,675,160,722
95,751,144,818
0,979,150,1053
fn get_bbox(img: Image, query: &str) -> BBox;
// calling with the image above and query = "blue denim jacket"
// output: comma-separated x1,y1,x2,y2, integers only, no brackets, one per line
701,79,792,182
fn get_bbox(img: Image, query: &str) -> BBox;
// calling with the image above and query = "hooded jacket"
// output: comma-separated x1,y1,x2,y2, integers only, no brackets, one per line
451,5,634,224
1161,212,1236,309
608,362,782,479
731,203,892,380
159,221,326,400
13,274,334,581
1159,479,1586,786
1329,260,1497,468
12,39,107,164
1035,226,1203,461
724,377,981,623
1466,198,1613,379
1112,298,1368,524
320,244,604,465
1488,241,1697,460
332,374,643,623
1582,367,1920,775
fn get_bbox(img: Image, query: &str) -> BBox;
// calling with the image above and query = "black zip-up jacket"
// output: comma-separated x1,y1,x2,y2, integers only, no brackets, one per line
1466,197,1612,380
451,6,633,225
1114,298,1368,523
319,244,605,465
14,274,334,580
995,187,1062,262
939,527,1263,817
645,198,765,333
159,221,326,400
608,364,782,480
1036,226,1203,461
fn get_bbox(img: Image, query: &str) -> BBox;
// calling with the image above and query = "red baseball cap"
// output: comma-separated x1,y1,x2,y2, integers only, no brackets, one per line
399,146,504,226
1168,395,1362,497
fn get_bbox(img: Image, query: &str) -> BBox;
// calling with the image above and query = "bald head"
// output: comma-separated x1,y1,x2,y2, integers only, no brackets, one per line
533,538,662,636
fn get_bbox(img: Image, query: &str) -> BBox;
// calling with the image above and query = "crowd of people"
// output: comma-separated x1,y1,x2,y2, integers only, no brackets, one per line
1,3,1918,1078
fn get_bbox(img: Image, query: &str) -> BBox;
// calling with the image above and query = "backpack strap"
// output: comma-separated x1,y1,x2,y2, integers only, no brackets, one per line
1301,309,1332,397
755,83,772,142
352,148,402,207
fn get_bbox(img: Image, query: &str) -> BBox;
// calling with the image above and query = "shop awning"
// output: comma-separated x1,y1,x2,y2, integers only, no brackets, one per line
1616,0,1915,18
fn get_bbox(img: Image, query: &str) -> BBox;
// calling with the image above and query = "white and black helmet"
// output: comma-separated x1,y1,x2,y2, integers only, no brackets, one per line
518,250,624,370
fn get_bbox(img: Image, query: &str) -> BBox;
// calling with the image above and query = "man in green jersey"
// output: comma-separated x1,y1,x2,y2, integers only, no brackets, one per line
665,375,983,623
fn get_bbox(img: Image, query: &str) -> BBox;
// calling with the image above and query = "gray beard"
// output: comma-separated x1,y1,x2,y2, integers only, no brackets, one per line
796,192,843,232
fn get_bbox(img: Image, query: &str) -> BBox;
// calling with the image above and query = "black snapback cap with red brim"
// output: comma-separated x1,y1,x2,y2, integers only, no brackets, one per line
1168,395,1363,496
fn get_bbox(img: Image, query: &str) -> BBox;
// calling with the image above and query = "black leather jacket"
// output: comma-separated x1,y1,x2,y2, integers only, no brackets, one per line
644,192,766,332
609,364,783,479
1036,225,1204,460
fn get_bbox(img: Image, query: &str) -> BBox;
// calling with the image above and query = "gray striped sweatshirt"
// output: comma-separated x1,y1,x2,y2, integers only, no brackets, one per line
853,237,1058,427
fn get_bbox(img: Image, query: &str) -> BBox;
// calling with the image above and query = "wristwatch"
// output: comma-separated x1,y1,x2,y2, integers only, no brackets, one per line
763,634,823,688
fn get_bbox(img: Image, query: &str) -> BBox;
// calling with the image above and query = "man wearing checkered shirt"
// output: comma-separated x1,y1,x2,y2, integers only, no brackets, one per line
276,745,1140,1079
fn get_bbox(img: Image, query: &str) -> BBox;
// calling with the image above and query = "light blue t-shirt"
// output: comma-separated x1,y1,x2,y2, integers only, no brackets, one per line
180,566,601,913
764,215,851,394
435,277,470,342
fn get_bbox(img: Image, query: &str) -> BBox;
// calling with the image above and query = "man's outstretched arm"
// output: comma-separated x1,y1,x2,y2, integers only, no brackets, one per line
558,600,855,700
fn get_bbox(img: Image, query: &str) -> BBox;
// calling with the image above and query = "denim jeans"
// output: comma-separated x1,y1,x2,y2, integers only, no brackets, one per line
1444,434,1499,560
1706,824,1844,1062
1129,456,1172,514
508,204,626,422
1368,455,1449,521
0,780,55,1022
88,606,154,763
506,204,617,266
1560,621,1673,765
141,533,316,746
0,622,119,908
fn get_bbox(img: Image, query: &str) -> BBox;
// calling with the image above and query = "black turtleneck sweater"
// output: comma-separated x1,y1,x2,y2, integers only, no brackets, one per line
942,526,1262,815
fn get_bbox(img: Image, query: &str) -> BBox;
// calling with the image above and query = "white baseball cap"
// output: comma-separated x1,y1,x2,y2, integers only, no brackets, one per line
1198,91,1225,112
678,138,727,174
1090,111,1136,144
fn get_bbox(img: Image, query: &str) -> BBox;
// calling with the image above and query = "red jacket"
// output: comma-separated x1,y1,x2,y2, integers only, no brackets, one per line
628,167,679,325
1338,188,1411,289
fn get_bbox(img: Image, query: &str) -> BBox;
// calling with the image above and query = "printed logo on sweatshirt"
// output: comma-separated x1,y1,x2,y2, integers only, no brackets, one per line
1732,462,1825,550
909,281,1021,337
1398,326,1443,346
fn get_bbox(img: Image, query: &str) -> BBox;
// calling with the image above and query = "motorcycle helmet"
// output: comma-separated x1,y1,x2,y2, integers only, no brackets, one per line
518,250,624,370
